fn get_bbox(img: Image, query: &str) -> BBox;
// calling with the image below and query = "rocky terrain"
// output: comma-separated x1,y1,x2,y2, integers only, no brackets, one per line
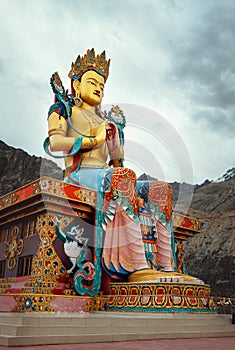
0,141,234,298
183,177,235,298
0,140,62,196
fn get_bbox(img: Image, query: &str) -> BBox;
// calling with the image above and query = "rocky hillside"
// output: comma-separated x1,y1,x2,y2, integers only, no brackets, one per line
183,177,235,298
0,140,63,196
0,141,234,297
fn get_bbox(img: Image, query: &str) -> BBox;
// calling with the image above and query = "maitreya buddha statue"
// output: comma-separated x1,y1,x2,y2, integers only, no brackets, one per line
44,49,202,295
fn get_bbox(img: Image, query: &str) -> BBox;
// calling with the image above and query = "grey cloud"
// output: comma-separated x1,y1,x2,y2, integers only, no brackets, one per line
193,108,235,137
169,1,235,137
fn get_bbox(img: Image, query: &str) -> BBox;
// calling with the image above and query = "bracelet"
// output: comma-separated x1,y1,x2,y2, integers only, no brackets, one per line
84,138,97,148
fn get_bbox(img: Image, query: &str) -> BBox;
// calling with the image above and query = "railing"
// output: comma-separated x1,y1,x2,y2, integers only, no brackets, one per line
214,297,235,314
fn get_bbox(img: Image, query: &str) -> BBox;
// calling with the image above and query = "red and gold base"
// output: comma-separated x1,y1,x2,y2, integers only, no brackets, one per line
107,282,216,313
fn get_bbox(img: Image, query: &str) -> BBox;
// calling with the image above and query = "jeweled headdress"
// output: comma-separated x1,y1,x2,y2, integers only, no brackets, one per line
68,48,110,82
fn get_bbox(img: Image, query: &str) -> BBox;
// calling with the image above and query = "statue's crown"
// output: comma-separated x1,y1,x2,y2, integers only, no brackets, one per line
68,48,110,82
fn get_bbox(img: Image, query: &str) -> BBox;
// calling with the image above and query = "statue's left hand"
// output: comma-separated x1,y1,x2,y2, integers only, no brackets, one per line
106,122,117,140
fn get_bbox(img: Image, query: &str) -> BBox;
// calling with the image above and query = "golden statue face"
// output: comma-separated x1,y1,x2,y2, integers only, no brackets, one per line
74,70,105,107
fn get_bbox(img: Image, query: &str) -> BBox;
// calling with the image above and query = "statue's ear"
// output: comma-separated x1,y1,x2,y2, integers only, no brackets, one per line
73,80,80,93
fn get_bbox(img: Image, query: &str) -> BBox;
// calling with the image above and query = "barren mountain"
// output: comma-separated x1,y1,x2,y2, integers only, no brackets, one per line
183,178,235,298
0,140,62,196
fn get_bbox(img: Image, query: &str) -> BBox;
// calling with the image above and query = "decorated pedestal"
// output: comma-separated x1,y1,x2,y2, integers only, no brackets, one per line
0,177,216,313
107,282,214,313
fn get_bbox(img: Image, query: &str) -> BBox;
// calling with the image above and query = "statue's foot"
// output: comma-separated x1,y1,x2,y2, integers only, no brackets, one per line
128,269,174,283
167,272,204,284
128,269,204,284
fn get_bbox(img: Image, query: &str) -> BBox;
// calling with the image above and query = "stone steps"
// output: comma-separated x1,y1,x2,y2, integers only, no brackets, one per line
1,322,234,337
0,311,228,325
0,312,234,346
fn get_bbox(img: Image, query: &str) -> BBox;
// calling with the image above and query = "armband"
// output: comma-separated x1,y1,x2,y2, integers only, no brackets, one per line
48,128,66,137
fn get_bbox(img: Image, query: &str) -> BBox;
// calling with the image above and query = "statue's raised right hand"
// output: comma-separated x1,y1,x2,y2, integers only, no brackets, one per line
81,122,106,149
95,122,106,146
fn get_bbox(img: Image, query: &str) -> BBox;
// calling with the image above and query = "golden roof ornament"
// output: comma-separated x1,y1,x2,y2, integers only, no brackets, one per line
68,48,110,82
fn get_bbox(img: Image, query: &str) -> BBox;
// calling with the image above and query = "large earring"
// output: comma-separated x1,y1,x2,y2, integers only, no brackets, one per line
74,92,83,107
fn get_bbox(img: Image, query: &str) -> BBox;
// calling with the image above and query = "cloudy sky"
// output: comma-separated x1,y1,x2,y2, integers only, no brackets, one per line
1,0,235,184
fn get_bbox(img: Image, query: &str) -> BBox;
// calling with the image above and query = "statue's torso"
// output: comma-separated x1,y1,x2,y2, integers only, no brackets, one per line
65,107,109,169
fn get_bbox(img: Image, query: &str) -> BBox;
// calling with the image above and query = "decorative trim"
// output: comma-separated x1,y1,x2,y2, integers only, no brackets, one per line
107,282,216,313
4,225,24,270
